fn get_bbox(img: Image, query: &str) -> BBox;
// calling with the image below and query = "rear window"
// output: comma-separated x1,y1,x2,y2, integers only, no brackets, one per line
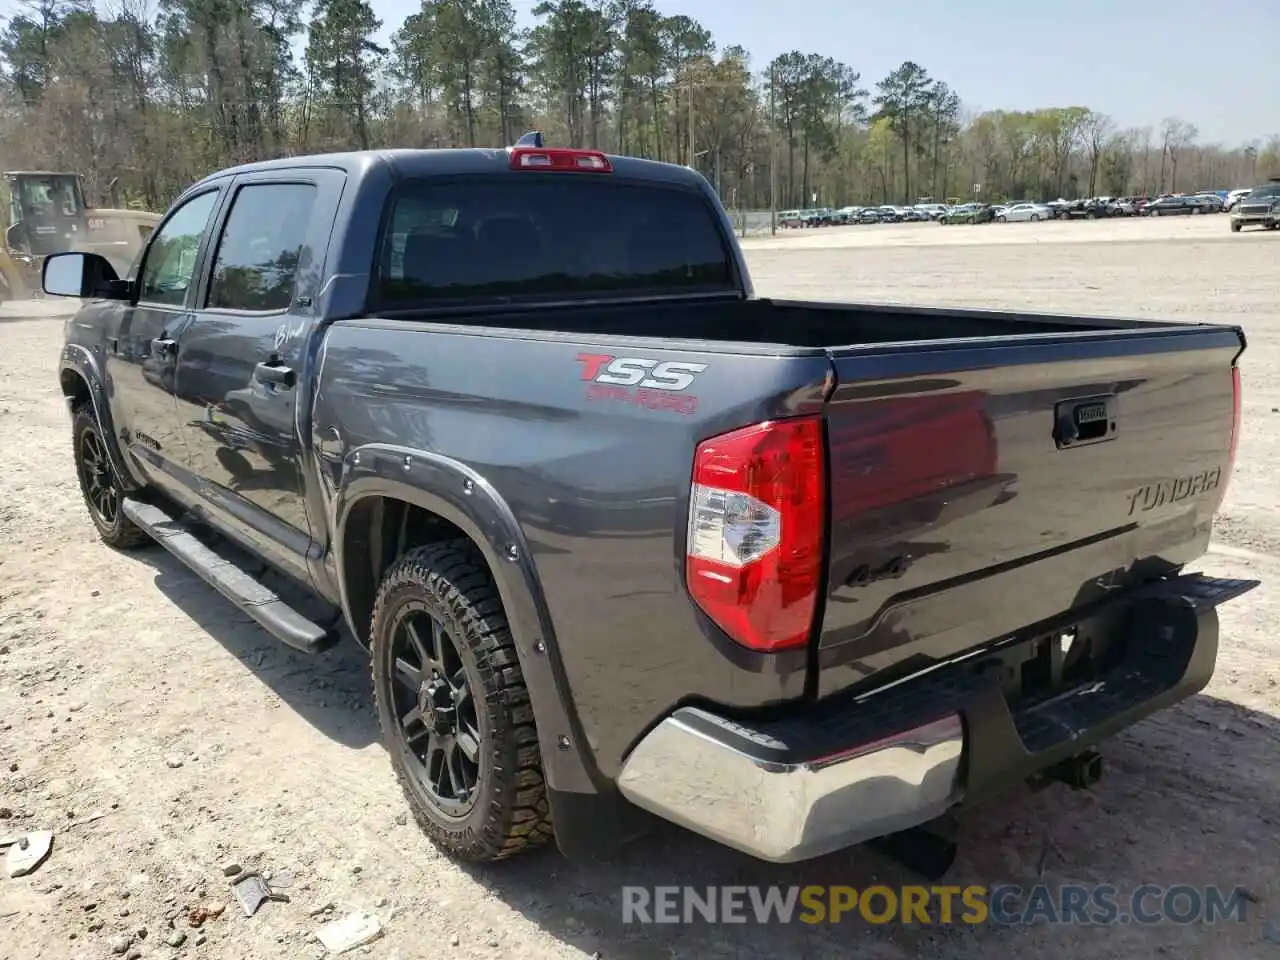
374,177,733,306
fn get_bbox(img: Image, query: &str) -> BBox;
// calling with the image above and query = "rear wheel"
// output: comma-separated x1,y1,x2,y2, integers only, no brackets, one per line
370,541,553,863
72,405,149,549
1230,221,1242,233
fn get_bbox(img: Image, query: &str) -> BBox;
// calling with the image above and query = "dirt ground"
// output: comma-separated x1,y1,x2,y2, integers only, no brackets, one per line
2,215,1278,960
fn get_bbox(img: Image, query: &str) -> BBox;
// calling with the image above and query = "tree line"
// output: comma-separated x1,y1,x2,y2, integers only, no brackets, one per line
2,0,1277,213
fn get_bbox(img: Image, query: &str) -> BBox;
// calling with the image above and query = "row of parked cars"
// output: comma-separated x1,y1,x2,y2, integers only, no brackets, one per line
779,188,1265,229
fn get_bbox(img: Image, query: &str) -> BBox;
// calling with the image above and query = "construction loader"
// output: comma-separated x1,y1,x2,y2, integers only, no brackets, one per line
0,171,159,298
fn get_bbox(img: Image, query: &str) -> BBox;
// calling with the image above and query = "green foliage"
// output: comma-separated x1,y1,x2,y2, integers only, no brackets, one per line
0,0,1272,213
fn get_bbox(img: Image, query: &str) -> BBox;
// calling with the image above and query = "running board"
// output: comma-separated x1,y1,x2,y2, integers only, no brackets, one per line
122,498,338,655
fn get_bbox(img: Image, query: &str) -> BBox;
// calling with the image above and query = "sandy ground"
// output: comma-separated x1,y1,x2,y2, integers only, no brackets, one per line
2,214,1279,959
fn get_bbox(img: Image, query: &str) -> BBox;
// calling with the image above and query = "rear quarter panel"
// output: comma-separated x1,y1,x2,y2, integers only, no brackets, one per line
312,319,830,776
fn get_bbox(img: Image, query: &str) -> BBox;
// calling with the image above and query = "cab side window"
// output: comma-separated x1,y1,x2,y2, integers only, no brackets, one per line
206,183,316,312
138,191,220,307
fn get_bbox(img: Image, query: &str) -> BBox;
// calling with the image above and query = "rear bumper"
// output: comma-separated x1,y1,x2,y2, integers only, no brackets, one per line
616,574,1257,863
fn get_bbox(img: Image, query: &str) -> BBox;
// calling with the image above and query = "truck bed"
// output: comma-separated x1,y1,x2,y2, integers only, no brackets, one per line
384,295,1160,348
324,298,1242,769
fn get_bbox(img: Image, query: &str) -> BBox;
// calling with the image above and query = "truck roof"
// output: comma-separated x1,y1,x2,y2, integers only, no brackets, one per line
188,147,709,193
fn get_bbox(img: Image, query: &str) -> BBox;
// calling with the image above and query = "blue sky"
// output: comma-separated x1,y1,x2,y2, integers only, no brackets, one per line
364,0,1277,145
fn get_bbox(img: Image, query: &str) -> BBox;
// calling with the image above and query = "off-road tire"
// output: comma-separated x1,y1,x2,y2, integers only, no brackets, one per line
370,541,553,862
72,404,149,549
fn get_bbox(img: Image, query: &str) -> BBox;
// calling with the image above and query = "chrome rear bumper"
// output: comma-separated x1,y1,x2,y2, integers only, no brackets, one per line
616,575,1259,865
616,708,964,863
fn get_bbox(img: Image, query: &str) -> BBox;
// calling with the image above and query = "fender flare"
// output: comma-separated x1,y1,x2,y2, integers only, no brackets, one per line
60,344,146,491
333,443,601,796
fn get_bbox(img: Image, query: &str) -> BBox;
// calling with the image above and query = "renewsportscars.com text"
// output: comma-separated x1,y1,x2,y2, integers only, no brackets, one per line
621,884,1251,926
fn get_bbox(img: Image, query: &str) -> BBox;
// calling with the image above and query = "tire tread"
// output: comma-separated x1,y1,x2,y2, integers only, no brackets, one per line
72,404,149,550
370,540,552,861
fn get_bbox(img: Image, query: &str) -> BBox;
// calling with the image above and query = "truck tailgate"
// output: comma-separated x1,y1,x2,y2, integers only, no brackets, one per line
816,325,1244,699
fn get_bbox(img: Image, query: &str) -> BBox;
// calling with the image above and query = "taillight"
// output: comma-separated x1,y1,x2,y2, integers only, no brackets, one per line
509,147,613,173
685,416,825,653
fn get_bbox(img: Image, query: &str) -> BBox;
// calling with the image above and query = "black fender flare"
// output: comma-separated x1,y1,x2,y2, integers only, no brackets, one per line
333,443,602,797
60,344,146,491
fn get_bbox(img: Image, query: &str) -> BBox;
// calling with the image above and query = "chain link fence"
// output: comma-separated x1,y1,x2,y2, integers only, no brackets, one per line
725,208,783,236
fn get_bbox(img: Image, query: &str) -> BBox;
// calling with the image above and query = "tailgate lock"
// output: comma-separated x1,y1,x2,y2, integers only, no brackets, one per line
1054,395,1117,448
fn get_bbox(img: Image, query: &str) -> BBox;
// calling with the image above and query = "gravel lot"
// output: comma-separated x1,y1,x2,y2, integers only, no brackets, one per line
2,215,1278,960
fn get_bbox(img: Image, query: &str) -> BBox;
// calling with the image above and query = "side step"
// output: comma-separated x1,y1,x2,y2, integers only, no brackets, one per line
123,498,338,655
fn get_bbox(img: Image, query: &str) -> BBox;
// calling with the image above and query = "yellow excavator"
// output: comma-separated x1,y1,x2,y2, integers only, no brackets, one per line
0,170,160,301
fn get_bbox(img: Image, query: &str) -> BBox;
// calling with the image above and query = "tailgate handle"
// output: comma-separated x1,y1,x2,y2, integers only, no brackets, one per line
1054,395,1116,448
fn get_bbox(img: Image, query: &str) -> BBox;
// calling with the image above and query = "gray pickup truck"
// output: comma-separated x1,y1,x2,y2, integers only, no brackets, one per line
46,134,1256,872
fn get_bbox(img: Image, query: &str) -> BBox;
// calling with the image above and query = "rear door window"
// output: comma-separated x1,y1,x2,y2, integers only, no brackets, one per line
206,183,316,312
375,177,733,306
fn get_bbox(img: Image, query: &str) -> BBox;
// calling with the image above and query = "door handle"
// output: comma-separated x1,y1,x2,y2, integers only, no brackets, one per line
254,360,296,389
150,337,176,358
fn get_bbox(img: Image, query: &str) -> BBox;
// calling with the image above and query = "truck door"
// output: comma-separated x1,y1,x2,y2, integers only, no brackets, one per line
105,186,224,496
171,170,343,585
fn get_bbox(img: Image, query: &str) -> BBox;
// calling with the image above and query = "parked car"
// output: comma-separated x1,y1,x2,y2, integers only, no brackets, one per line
997,202,1052,223
1144,195,1201,216
1224,188,1252,212
46,135,1254,871
940,203,996,224
1062,198,1121,219
855,207,884,224
1190,194,1225,213
1230,179,1280,232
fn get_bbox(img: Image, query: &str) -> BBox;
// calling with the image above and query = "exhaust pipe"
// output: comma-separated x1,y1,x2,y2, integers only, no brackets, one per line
1043,749,1104,790
867,822,958,882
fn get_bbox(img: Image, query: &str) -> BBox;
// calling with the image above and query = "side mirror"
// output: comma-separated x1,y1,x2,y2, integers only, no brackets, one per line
42,251,131,300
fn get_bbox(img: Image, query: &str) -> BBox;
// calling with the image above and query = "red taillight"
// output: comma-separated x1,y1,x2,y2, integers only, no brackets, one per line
509,147,613,173
685,416,825,653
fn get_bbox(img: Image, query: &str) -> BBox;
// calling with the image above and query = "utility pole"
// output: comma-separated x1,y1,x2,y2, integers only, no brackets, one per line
768,65,778,235
687,67,695,171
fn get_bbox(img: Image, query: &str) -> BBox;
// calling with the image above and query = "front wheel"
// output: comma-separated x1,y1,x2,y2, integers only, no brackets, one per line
1230,221,1242,233
1031,214,1041,222
370,541,553,863
72,405,149,549
996,215,1006,223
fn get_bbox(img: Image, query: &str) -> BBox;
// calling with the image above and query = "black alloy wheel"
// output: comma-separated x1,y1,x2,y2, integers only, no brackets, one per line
370,541,553,862
387,603,482,817
72,405,148,548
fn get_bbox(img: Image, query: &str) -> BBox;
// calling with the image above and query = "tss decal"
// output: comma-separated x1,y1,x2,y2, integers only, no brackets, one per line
576,353,707,415
576,353,708,391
